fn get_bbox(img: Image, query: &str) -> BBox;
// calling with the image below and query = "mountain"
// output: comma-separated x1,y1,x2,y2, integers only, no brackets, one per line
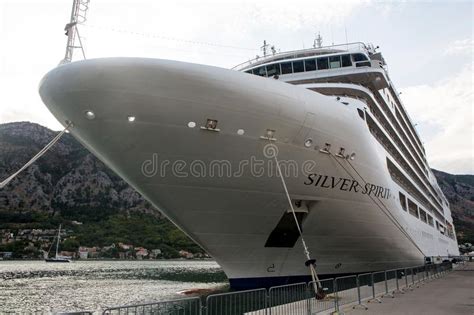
0,122,473,257
432,169,474,243
0,122,202,257
0,121,155,215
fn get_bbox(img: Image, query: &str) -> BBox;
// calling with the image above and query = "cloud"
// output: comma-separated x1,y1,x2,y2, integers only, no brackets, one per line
402,64,473,174
443,38,473,56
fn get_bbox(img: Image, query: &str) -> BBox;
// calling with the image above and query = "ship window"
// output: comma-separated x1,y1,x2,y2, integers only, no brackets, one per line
341,54,352,67
256,66,267,77
357,108,365,120
281,62,293,74
399,192,407,211
352,53,368,62
408,199,419,218
427,215,434,227
329,56,341,68
304,59,316,71
245,70,252,74
419,209,428,223
266,63,280,76
265,211,308,248
317,57,329,70
292,60,304,73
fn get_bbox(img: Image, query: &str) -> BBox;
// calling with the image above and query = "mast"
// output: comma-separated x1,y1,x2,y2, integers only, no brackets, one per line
261,40,269,57
55,224,61,258
61,0,90,64
313,32,323,48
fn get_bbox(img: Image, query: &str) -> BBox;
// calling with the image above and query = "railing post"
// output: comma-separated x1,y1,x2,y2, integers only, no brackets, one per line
406,268,414,291
306,283,311,315
266,288,270,315
353,275,368,310
382,271,394,298
393,269,403,294
334,278,339,313
404,268,409,290
368,273,381,303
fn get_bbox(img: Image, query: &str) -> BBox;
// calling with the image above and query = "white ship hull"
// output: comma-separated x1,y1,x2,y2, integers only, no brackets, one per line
39,58,459,289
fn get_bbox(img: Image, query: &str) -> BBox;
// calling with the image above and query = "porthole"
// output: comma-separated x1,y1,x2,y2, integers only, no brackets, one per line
188,121,196,128
127,116,136,122
237,129,245,135
304,139,313,148
85,111,95,120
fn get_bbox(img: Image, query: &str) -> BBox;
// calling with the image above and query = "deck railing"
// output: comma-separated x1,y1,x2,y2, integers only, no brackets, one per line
231,42,369,71
100,257,467,315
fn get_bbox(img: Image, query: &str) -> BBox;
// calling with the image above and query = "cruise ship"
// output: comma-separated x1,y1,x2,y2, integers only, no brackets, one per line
39,39,460,289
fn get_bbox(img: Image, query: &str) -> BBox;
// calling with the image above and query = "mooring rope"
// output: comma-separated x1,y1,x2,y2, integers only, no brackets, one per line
0,123,72,189
268,142,323,295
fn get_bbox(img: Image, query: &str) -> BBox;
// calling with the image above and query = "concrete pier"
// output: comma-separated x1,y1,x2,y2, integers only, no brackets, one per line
344,262,474,315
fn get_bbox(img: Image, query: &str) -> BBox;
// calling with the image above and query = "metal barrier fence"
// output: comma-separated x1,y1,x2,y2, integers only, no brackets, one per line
206,288,267,315
308,278,335,314
99,261,456,315
334,275,358,312
268,282,309,315
355,272,371,308
102,296,201,315
371,270,386,301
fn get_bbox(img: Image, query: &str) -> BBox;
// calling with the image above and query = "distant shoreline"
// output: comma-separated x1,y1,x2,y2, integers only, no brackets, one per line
0,258,216,262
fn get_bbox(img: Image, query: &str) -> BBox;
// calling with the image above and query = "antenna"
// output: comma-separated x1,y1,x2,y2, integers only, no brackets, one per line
261,40,269,57
344,24,348,48
61,0,90,64
313,32,323,48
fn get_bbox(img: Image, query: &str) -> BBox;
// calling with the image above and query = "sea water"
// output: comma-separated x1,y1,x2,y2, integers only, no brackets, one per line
0,260,227,313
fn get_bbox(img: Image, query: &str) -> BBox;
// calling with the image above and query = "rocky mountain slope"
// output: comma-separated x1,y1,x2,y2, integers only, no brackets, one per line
0,122,156,216
432,169,474,243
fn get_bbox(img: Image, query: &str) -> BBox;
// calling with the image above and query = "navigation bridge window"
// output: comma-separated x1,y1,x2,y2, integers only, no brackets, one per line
293,60,304,73
329,56,341,68
281,62,293,74
245,53,369,77
317,57,329,70
266,63,280,76
353,53,371,67
305,59,316,71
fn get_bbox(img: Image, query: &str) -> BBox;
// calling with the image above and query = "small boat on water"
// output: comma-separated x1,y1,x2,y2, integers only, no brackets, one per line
45,224,71,263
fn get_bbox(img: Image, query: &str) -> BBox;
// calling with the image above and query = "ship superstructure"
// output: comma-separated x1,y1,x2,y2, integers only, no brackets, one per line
39,39,459,289
236,41,455,242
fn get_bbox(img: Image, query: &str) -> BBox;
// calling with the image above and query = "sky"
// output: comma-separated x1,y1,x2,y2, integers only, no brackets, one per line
0,0,472,174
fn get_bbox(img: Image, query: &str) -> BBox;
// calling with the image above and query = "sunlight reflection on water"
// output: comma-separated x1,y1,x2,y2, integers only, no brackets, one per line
0,260,228,313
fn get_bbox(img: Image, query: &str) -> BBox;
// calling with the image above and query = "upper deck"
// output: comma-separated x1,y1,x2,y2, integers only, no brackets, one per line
234,42,390,92
233,42,378,71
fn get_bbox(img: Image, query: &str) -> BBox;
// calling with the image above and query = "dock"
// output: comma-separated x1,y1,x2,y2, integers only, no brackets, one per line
343,261,473,315
96,259,472,315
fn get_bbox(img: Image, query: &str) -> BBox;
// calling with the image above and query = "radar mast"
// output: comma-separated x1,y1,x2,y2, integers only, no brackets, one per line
313,33,323,48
